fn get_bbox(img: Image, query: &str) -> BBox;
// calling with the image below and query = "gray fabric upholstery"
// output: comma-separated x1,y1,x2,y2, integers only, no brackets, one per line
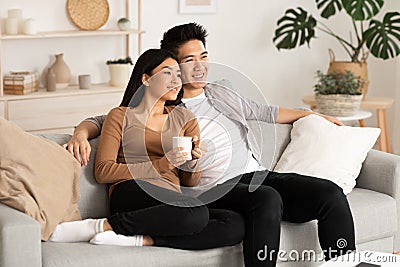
42,242,243,267
1,123,399,267
78,138,109,219
348,188,397,244
0,203,42,267
277,188,397,260
247,121,291,170
356,149,400,249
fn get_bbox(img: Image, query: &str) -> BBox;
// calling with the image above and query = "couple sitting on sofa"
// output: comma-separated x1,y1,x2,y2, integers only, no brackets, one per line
49,23,356,267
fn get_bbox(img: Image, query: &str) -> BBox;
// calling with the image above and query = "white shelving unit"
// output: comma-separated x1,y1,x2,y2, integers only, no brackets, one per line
0,0,143,96
0,0,143,133
0,29,144,40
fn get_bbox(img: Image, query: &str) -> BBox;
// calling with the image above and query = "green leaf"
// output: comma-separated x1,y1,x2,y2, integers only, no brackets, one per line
363,12,400,60
341,0,384,21
273,7,317,50
316,0,343,19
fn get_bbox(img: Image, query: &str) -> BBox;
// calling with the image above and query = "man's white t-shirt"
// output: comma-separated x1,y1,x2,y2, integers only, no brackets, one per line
182,91,265,192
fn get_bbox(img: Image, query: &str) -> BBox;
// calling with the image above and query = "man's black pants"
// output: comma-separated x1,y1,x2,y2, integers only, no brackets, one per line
199,170,356,267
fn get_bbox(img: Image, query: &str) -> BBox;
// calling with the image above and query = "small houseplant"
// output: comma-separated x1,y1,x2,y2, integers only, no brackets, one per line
273,0,400,95
106,56,133,87
314,70,365,116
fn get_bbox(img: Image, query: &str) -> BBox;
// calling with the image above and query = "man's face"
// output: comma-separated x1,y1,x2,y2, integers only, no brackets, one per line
177,39,209,90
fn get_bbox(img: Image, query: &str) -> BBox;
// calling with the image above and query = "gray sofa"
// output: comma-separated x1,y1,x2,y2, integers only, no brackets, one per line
0,123,399,267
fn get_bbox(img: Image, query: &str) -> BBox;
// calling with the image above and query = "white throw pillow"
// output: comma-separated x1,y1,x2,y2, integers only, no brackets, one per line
273,114,380,194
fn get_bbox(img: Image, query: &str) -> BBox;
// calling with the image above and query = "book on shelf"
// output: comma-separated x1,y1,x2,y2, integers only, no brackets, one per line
5,71,39,76
4,83,37,90
3,71,39,81
3,79,37,85
3,71,39,94
4,88,36,95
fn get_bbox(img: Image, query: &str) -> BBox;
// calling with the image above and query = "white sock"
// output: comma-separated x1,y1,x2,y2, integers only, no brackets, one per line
90,231,143,246
49,218,106,242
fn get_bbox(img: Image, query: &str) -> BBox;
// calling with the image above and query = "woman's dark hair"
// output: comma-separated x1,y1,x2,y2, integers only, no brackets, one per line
119,49,182,107
160,23,208,56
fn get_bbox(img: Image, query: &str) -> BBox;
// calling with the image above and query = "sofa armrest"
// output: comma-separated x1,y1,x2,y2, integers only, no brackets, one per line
0,203,42,267
357,149,400,198
356,149,400,250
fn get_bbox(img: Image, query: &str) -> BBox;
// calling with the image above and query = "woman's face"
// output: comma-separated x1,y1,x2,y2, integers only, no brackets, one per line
146,57,182,102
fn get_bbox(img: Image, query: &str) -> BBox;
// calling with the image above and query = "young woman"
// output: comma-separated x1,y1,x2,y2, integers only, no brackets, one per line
49,49,244,249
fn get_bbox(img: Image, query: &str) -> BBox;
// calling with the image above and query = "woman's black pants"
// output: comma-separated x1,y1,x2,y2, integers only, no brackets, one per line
107,179,245,250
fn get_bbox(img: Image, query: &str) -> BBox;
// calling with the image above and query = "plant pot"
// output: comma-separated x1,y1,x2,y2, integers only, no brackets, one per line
108,64,132,87
327,49,369,98
315,94,363,116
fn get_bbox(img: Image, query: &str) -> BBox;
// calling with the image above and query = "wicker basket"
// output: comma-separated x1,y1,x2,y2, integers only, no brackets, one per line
67,0,109,30
327,49,369,98
315,94,363,116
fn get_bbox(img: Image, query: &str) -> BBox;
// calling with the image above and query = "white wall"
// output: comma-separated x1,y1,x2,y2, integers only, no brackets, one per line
394,54,400,155
1,0,399,153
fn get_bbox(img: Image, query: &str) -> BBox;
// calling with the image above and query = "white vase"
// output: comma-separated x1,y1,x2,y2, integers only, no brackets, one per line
5,18,18,35
23,18,37,35
7,9,23,34
108,64,132,87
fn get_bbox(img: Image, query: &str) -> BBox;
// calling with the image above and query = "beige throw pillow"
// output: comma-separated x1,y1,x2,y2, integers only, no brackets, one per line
0,117,81,240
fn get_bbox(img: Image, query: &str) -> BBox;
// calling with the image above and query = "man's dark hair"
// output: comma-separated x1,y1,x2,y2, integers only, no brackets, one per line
160,23,208,56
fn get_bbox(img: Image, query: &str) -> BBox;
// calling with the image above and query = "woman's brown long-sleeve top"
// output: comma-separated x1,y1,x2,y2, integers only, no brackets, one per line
95,106,201,195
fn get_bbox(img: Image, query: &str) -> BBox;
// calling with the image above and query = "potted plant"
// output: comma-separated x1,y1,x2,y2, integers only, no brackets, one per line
106,56,133,87
273,0,400,96
314,70,365,116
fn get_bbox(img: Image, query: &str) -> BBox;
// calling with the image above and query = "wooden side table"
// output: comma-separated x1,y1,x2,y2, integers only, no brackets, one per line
302,95,394,153
335,110,372,127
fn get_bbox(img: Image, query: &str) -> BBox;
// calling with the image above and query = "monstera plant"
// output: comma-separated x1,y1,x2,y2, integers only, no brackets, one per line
273,0,400,62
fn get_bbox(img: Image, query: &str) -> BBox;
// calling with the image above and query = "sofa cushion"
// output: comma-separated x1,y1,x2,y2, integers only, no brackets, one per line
0,119,81,240
42,242,243,267
347,188,397,244
274,114,380,194
278,188,397,260
79,138,109,219
248,121,292,170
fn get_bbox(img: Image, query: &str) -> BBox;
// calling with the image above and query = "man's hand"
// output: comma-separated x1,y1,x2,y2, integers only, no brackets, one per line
191,135,203,159
63,133,91,166
319,114,344,126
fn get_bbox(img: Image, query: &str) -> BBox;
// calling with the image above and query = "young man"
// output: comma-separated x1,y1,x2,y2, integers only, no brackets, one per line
66,23,355,267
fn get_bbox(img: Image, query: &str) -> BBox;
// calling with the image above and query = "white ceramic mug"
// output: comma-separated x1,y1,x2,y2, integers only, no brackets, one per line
78,74,91,89
172,136,192,160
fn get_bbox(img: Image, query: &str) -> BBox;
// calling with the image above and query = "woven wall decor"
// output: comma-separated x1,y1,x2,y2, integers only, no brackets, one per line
67,0,110,30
